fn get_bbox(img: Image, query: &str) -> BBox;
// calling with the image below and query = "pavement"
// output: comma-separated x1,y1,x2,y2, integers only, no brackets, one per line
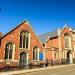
0,64,75,75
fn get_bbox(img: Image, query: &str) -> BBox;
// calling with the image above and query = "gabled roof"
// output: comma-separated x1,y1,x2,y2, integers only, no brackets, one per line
38,25,75,43
38,32,51,43
49,29,58,38
61,24,70,33
0,20,43,48
38,29,58,43
1,20,27,39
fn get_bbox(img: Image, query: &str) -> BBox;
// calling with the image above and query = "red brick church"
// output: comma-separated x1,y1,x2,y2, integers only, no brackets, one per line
0,20,75,69
0,20,43,68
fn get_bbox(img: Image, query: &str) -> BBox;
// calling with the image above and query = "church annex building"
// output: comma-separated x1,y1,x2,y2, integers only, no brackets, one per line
39,25,75,64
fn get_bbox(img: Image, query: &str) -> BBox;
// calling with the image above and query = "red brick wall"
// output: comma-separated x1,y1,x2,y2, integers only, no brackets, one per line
45,50,52,60
0,22,43,68
45,37,58,60
46,37,58,48
45,27,75,61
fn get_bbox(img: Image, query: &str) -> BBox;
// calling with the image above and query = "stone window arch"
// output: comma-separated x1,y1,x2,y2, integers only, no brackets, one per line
64,33,71,48
33,46,39,60
5,42,15,60
20,30,30,49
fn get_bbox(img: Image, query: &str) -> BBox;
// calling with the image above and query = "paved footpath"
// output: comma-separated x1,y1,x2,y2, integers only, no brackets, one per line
0,64,75,75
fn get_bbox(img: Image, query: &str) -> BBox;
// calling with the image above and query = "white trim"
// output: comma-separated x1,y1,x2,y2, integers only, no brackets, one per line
28,33,30,50
62,50,64,58
0,59,19,63
22,34,23,48
4,41,14,49
26,53,29,65
4,41,15,60
69,53,73,63
69,36,72,50
13,60,19,62
58,28,61,36
64,34,72,49
19,31,30,50
0,59,4,62
12,44,15,61
52,48,54,60
4,59,19,62
32,46,39,61
43,43,46,61
19,48,30,50
74,45,75,52
64,35,69,49
61,24,69,33
58,28,62,59
38,48,39,61
43,48,46,62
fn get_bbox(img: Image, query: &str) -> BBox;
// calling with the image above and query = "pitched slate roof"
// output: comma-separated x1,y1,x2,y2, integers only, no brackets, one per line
38,29,58,43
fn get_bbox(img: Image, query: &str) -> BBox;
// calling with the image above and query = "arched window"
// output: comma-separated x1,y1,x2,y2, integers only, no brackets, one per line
64,33,70,48
20,31,29,49
33,46,39,60
5,42,13,59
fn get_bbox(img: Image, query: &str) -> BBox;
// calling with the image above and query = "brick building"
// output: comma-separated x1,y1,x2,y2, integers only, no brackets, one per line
0,20,43,68
0,20,75,69
38,25,75,64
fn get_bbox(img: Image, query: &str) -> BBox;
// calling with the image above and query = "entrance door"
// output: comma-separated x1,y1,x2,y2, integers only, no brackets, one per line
20,52,27,68
67,51,73,64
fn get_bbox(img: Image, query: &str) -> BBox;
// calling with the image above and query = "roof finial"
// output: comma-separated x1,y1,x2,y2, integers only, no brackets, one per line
64,24,67,26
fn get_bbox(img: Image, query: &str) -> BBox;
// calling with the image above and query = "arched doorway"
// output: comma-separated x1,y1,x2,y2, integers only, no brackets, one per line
19,52,27,68
67,50,73,64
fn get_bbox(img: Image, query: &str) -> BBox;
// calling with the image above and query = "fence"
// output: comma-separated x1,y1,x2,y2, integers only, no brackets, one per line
0,58,75,72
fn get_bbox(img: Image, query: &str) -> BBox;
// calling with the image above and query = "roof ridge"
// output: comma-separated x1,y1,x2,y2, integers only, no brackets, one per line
38,29,58,36
1,19,27,39
38,29,59,43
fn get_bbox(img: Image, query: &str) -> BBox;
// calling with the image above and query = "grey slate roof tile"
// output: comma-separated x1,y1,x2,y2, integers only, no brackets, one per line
38,29,58,43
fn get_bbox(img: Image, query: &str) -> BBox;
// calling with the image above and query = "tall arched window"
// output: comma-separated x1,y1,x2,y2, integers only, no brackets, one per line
33,46,39,60
20,31,29,49
5,42,13,59
64,33,70,48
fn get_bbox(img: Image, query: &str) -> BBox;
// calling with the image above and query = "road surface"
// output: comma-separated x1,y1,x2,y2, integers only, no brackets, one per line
15,64,75,75
1,64,75,75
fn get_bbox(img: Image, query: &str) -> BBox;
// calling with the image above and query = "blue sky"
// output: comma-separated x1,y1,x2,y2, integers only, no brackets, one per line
0,0,75,35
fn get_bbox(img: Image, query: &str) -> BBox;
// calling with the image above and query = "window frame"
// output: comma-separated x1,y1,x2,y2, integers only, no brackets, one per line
5,42,15,61
64,33,71,49
19,30,30,50
32,46,39,61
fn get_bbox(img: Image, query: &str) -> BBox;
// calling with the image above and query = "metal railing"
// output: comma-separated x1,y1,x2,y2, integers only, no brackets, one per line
0,59,75,72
